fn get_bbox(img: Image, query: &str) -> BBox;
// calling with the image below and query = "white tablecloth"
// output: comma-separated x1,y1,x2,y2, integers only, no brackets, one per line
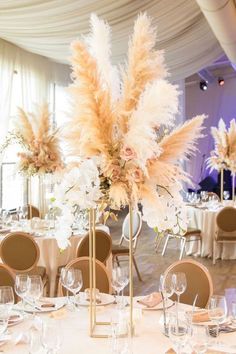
2,298,236,354
0,225,110,297
186,206,236,260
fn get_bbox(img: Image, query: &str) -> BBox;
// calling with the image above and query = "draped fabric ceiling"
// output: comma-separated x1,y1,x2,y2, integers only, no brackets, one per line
0,0,223,82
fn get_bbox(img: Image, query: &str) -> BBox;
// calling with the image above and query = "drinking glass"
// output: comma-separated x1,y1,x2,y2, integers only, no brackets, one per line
111,267,125,307
208,295,227,339
159,273,174,335
41,319,62,354
118,266,129,308
65,268,83,309
169,314,188,354
0,286,14,314
14,274,30,311
0,307,9,339
22,205,28,219
189,325,210,354
223,191,230,200
172,272,187,314
2,210,12,226
27,276,43,309
231,301,236,324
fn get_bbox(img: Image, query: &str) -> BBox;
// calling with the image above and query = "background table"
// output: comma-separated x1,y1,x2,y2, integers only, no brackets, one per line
3,299,236,354
186,206,236,260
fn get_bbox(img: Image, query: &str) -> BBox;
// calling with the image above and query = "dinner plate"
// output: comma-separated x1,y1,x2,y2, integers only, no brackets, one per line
16,298,66,313
134,296,174,310
76,292,115,307
8,311,24,327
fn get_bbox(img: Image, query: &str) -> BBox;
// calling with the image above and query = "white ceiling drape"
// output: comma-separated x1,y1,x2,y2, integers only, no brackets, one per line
0,0,223,81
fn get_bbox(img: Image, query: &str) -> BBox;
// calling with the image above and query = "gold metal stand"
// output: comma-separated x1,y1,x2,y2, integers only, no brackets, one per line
128,203,134,336
220,168,224,203
232,173,235,203
28,177,32,222
38,175,46,218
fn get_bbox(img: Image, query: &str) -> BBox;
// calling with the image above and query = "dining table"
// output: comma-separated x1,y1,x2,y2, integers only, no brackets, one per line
0,223,110,297
186,203,236,260
1,297,236,354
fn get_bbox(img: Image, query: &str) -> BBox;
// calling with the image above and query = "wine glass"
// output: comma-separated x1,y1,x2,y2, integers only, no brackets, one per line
172,273,187,304
189,325,210,354
60,267,75,307
41,319,62,354
65,268,83,309
27,275,43,310
22,205,28,219
169,313,188,354
0,307,9,339
14,274,30,311
118,266,129,308
0,286,14,314
111,267,125,307
223,191,230,201
2,210,12,227
208,295,227,339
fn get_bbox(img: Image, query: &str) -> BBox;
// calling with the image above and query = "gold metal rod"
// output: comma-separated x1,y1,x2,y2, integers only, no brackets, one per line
220,168,224,203
89,208,93,336
92,208,96,324
28,177,32,225
233,173,235,203
129,203,134,336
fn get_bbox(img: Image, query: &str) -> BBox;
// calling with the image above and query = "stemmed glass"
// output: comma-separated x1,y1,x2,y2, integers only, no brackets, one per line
159,273,174,334
169,313,188,354
2,210,12,227
223,191,230,201
0,286,14,338
172,272,187,309
111,267,126,308
60,267,75,307
27,275,43,311
119,267,129,308
64,268,83,309
14,274,30,312
208,295,227,341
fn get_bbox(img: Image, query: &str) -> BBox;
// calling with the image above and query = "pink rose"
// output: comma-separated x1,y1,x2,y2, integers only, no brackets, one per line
127,167,143,183
121,145,137,161
110,165,121,181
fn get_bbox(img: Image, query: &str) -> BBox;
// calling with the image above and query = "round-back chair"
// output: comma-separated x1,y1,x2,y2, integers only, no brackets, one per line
164,259,213,308
0,263,17,302
0,232,40,272
27,205,40,219
121,211,142,249
76,230,112,264
58,257,111,296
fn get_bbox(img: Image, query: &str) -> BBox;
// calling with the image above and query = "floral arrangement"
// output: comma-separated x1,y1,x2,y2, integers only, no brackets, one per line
1,104,63,176
63,13,205,238
208,118,236,173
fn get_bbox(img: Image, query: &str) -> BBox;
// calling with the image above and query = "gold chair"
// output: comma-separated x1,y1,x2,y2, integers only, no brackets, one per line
58,256,111,296
213,207,236,264
76,230,112,264
0,263,17,302
27,204,40,219
164,259,213,308
0,232,49,295
162,228,202,260
112,211,142,281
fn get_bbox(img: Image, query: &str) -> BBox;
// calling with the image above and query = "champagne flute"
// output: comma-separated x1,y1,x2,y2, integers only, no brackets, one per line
14,274,30,312
65,268,83,309
208,295,227,341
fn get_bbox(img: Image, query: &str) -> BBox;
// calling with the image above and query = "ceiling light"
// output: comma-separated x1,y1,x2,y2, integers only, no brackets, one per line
200,80,208,91
218,77,225,86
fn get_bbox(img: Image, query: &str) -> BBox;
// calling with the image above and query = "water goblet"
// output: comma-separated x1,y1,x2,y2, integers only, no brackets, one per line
65,268,83,309
14,274,30,312
208,295,227,342
0,286,14,314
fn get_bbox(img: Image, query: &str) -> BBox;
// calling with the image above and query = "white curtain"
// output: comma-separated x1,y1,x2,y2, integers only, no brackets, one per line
0,39,16,142
0,0,223,82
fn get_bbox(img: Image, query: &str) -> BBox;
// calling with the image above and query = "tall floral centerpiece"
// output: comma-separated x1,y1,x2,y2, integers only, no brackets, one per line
3,104,63,217
64,13,205,336
208,119,236,201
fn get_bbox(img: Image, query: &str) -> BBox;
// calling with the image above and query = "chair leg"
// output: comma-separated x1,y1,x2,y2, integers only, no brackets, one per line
213,240,216,265
179,238,186,260
155,234,162,253
132,255,142,282
162,234,170,256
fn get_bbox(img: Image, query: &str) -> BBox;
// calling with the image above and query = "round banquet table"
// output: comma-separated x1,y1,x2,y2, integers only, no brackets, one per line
2,298,236,354
186,205,236,260
0,224,110,297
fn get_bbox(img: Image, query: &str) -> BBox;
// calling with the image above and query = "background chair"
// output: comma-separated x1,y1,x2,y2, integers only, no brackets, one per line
162,228,202,260
164,259,213,308
0,232,49,295
76,230,112,264
112,211,142,281
213,207,236,264
0,263,17,302
58,256,111,296
27,204,40,219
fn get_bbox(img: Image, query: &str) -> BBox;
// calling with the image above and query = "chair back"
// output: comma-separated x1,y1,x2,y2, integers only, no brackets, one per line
122,211,142,249
76,230,112,264
164,259,213,308
27,205,40,219
0,232,40,272
0,263,17,302
216,207,236,240
58,256,111,296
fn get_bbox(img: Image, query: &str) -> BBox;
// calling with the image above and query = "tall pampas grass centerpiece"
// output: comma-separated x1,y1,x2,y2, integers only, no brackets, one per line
64,13,205,336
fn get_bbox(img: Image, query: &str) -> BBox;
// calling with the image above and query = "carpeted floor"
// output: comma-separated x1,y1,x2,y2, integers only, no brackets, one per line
108,210,236,297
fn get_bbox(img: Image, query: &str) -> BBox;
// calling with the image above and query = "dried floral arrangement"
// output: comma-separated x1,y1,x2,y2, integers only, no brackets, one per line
207,118,236,173
64,13,205,236
1,104,64,176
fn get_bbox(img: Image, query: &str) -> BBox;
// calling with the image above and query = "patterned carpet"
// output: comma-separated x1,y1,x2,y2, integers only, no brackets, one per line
109,210,236,297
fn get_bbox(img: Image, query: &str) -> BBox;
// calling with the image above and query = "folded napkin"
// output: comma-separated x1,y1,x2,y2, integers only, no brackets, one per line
166,348,227,354
137,292,162,308
190,310,210,323
50,308,67,319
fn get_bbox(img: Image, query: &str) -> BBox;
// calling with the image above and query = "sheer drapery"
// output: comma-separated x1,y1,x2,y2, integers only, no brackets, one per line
0,0,223,81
